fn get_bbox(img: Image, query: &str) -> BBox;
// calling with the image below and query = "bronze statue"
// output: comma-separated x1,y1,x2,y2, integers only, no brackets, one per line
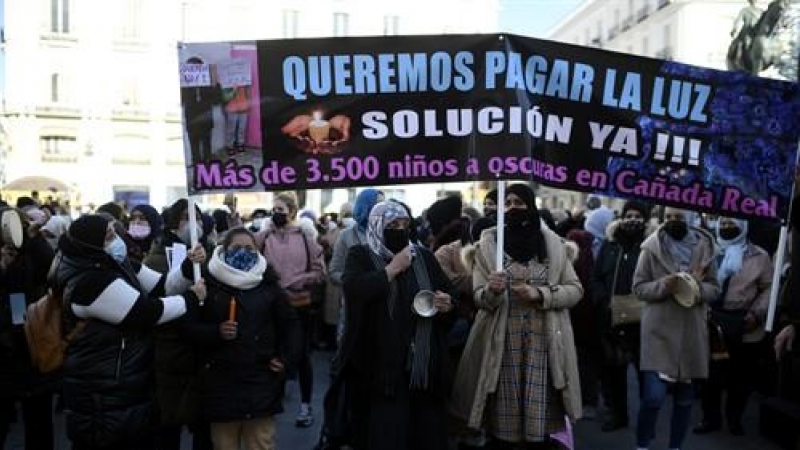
727,0,790,74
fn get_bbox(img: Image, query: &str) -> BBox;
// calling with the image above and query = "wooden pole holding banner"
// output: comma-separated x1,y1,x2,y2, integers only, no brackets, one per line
187,196,202,283
766,139,800,332
495,179,505,272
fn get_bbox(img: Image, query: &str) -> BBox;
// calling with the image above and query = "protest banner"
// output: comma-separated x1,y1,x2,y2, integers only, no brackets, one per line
217,58,252,88
177,34,800,222
179,62,211,87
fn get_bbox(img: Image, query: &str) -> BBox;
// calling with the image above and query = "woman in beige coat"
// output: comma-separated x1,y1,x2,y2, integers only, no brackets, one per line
633,206,720,450
450,184,583,450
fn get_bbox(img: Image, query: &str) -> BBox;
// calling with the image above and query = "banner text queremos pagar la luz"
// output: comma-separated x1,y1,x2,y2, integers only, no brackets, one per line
177,34,800,223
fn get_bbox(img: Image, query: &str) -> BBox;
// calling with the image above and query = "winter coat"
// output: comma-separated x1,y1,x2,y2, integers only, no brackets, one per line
0,233,54,396
167,263,302,423
450,226,584,428
633,226,720,380
718,242,773,343
256,219,325,291
588,220,656,332
52,252,194,448
337,244,455,450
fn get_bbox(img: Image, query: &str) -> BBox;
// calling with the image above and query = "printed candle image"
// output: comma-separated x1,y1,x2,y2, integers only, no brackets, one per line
308,111,331,143
280,109,352,155
228,297,236,322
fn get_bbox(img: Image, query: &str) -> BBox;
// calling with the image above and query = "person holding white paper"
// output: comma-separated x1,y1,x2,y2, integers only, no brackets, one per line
0,208,55,450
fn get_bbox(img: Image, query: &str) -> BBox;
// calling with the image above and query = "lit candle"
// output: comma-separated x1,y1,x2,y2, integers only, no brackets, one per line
228,297,236,322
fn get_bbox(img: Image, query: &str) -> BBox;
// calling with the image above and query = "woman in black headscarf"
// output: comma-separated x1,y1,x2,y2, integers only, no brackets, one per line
340,201,455,450
451,183,583,449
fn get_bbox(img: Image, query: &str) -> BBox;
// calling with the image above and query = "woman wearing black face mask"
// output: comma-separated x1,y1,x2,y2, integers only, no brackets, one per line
451,183,583,449
694,217,772,436
632,206,720,450
339,201,454,450
588,200,653,432
259,191,325,428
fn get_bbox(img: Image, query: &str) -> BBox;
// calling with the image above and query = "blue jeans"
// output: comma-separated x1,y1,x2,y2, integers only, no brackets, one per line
636,371,695,449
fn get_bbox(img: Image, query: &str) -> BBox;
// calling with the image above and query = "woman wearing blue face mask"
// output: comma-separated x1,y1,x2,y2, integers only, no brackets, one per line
51,214,206,450
167,227,302,450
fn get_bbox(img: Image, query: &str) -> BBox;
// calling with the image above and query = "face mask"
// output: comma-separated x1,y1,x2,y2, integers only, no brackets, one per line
224,247,259,272
663,221,689,240
177,221,203,244
251,218,267,231
719,227,741,241
383,228,409,254
620,220,645,236
505,208,529,228
342,217,356,228
272,212,288,228
127,223,151,239
105,235,127,263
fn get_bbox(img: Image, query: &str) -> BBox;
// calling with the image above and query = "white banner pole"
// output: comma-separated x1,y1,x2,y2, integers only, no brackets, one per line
187,196,202,283
495,179,505,272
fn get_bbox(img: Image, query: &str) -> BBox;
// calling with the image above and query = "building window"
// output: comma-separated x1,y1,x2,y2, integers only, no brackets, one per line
614,9,620,28
282,9,298,38
642,37,649,56
119,0,142,40
383,15,399,36
40,136,77,155
663,24,671,47
51,73,60,102
119,78,140,107
50,0,70,34
333,12,349,37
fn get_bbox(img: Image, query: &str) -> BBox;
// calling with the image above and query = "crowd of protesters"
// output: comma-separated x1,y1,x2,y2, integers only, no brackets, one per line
0,185,794,450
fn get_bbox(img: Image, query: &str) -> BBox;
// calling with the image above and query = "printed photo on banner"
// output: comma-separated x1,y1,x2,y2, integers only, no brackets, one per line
177,41,262,169
177,34,800,223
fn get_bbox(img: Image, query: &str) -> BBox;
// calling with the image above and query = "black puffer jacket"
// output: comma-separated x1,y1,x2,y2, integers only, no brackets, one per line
191,270,301,422
52,246,194,448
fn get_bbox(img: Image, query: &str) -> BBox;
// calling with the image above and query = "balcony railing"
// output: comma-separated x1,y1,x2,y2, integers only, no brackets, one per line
655,46,674,60
35,104,81,117
621,17,634,32
40,152,78,164
637,5,651,22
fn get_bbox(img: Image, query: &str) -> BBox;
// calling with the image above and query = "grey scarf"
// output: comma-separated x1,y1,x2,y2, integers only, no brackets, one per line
368,246,434,390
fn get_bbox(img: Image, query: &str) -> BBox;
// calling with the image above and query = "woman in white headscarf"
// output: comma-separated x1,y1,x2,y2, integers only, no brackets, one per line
694,217,772,436
340,201,455,450
40,215,69,250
